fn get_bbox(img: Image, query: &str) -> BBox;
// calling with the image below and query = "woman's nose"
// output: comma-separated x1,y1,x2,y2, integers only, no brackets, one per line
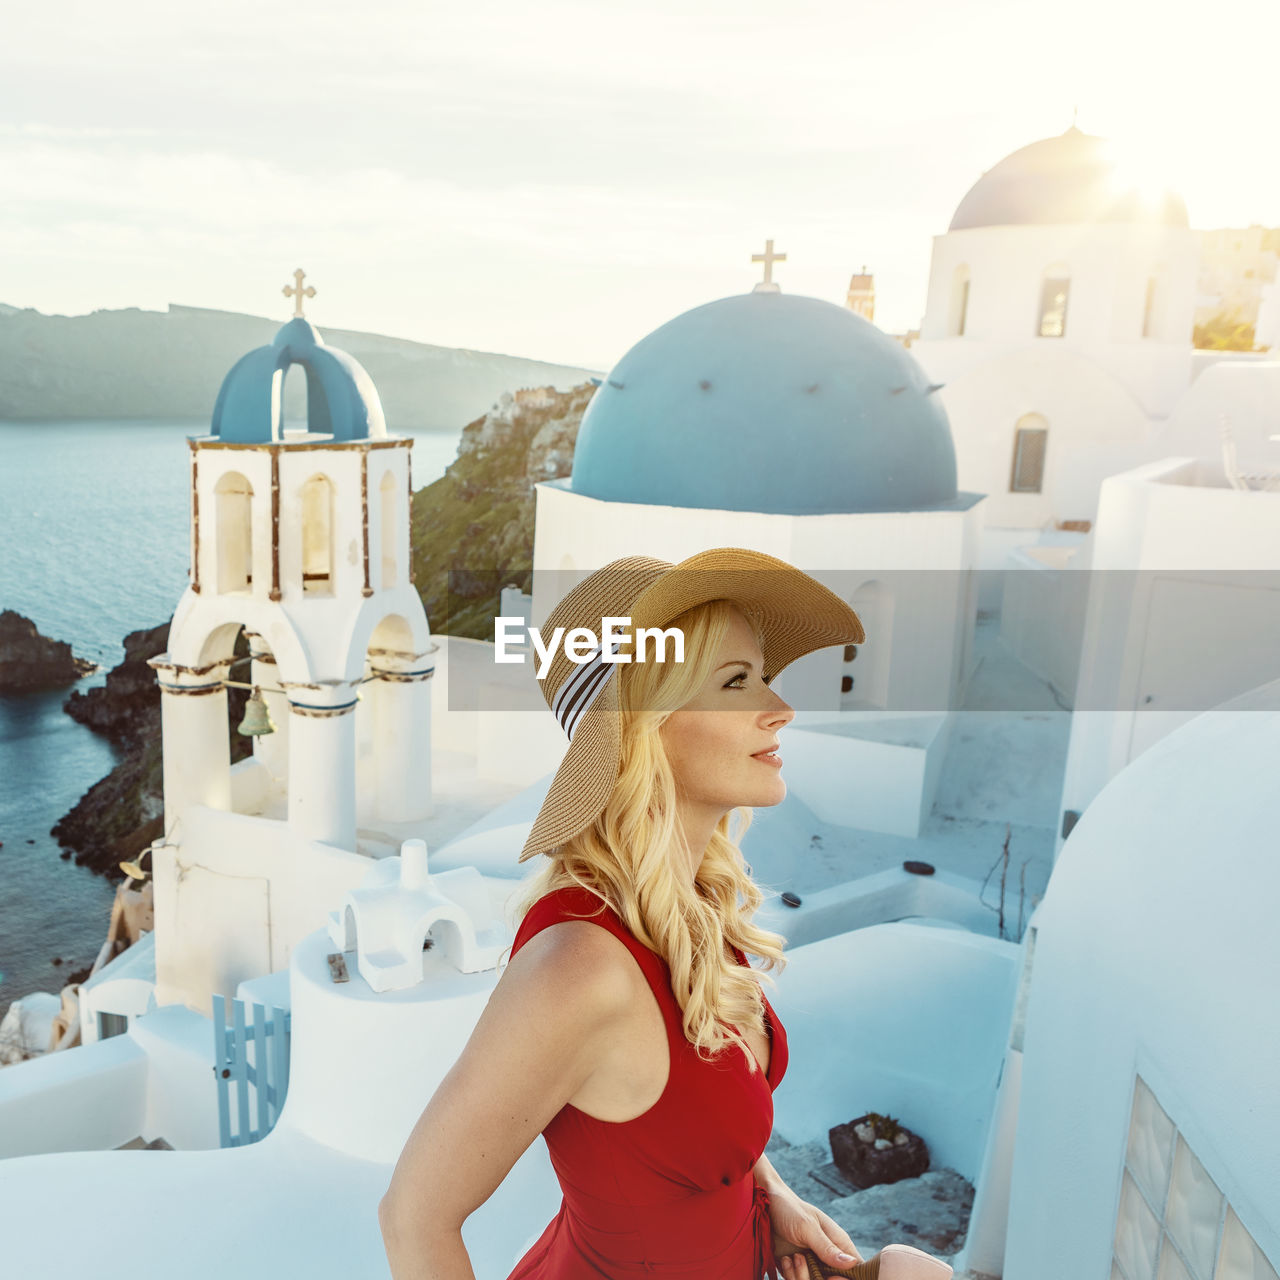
763,689,794,727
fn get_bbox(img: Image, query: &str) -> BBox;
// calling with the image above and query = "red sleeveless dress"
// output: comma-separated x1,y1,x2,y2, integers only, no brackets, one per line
505,885,788,1280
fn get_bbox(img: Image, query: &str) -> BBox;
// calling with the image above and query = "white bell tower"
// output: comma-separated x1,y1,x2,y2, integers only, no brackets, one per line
147,276,436,1012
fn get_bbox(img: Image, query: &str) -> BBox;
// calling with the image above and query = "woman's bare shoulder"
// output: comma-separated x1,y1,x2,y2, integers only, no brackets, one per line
505,917,645,1011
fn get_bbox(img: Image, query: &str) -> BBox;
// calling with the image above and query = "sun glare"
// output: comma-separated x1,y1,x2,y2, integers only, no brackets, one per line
1100,136,1187,219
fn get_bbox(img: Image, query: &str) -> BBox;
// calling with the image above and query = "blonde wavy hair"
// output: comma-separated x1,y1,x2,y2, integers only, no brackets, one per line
511,598,790,1076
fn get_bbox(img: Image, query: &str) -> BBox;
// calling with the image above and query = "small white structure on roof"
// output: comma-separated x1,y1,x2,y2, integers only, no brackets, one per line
328,838,508,989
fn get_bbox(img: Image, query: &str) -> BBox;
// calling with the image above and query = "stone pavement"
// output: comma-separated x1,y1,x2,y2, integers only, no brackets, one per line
765,1132,974,1264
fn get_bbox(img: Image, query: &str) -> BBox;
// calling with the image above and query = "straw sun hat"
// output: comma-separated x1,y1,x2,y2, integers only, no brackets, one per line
519,547,865,862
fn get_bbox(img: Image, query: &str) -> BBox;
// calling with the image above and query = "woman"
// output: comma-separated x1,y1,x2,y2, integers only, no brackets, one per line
379,549,948,1280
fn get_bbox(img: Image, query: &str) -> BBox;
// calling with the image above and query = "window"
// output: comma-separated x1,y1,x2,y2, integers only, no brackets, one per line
1010,416,1048,493
1143,277,1159,339
951,265,971,336
214,472,253,594
98,1012,129,1040
301,474,334,594
843,581,891,709
1113,1075,1277,1280
1037,275,1070,337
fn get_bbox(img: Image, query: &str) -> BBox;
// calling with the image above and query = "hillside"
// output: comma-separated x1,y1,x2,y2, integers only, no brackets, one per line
0,302,596,431
411,383,594,638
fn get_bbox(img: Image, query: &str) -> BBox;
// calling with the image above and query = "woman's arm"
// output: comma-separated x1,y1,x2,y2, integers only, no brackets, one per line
378,922,638,1279
753,1154,863,1277
752,1151,786,1194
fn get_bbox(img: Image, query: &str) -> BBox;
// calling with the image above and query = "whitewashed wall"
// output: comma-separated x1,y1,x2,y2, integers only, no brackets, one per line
917,222,1198,416
1058,457,1280,845
531,481,982,720
769,921,1021,1181
1005,680,1280,1280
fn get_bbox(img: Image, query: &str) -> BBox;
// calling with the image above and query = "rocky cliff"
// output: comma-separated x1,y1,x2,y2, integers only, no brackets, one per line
0,302,597,431
54,622,250,876
63,622,168,746
0,611,95,692
53,622,168,875
410,382,596,638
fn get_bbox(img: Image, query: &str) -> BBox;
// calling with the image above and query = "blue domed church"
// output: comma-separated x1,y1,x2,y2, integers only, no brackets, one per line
570,290,961,516
530,261,985,838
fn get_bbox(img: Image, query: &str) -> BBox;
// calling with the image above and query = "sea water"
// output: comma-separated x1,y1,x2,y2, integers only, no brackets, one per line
0,420,460,1005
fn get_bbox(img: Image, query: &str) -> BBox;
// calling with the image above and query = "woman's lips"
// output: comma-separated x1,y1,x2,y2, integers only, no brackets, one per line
752,750,782,768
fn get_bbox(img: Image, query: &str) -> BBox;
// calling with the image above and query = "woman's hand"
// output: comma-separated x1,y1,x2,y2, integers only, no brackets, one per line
767,1181,862,1278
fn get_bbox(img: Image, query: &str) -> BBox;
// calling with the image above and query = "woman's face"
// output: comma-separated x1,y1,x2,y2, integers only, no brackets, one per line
659,606,796,827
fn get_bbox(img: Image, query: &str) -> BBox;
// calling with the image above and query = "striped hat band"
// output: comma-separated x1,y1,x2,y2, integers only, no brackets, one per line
550,639,626,740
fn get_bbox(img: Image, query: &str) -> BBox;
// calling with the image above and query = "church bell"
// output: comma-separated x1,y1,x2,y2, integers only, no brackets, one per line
237,686,276,737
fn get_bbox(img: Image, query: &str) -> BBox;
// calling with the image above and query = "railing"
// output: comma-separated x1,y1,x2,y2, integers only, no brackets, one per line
211,994,292,1148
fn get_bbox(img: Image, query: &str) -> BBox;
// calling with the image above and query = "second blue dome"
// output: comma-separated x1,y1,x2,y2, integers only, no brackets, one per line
570,291,959,515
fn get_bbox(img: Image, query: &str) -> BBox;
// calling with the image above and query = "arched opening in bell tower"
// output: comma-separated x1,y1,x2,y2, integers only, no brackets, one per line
301,473,335,594
278,362,310,436
214,472,254,594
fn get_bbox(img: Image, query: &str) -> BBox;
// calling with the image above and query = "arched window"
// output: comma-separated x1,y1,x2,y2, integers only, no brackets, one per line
214,472,253,594
1037,268,1070,338
380,471,398,589
951,265,971,337
301,474,334,594
842,579,893,710
1142,274,1160,339
1010,413,1049,493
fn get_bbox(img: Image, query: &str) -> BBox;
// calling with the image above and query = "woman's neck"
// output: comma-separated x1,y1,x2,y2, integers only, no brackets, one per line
671,805,723,888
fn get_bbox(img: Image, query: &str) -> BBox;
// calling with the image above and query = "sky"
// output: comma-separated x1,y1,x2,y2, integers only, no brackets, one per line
3,0,1278,371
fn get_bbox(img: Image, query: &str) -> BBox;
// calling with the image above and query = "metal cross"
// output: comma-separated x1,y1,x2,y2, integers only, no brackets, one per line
283,268,316,318
751,239,786,287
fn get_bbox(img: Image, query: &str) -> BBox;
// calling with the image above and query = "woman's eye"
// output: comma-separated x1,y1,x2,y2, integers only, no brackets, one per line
724,670,749,689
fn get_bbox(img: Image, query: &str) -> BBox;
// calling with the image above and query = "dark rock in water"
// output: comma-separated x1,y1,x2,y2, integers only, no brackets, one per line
0,610,96,692
54,624,250,877
52,738,165,877
64,621,169,748
411,383,596,640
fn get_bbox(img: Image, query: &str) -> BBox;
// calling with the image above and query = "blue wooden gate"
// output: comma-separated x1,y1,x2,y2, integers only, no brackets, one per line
211,995,292,1148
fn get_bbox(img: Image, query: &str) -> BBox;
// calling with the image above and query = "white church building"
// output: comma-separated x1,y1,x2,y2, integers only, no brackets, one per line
911,126,1280,606
1,150,1279,1280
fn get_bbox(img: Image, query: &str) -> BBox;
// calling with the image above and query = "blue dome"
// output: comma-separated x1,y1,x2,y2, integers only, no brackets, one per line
949,128,1188,232
570,291,958,515
210,316,387,443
